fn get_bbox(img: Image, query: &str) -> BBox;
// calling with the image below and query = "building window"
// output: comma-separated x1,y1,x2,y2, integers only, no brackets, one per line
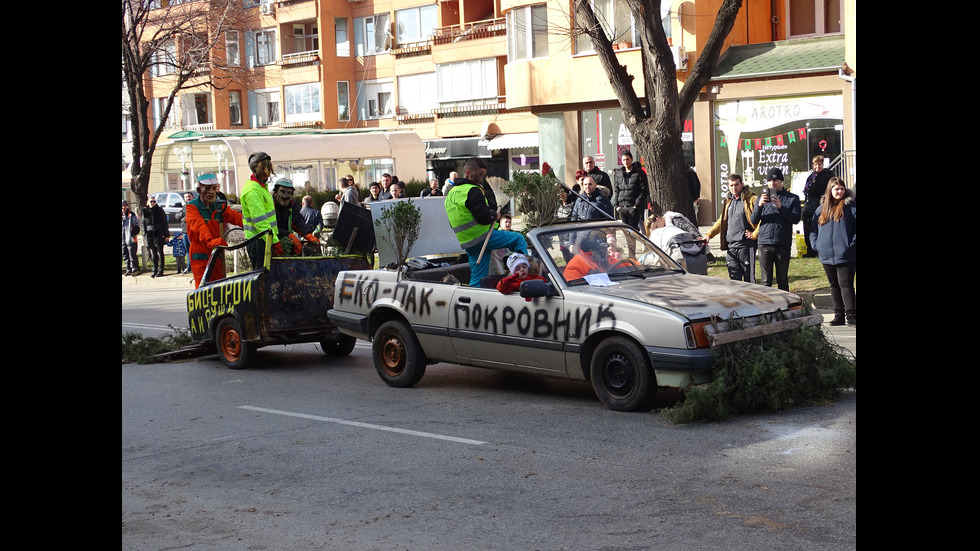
336,18,349,57
574,0,641,54
151,41,176,76
225,30,240,66
397,72,437,114
248,29,277,66
357,79,394,119
354,13,391,56
436,59,497,104
285,82,321,123
292,24,318,55
181,92,211,127
338,81,350,122
152,97,176,130
787,0,842,37
507,4,549,61
229,91,242,125
395,4,437,44
250,89,280,127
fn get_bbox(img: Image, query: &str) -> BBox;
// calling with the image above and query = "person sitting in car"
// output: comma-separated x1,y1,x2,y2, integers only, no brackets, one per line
563,238,606,281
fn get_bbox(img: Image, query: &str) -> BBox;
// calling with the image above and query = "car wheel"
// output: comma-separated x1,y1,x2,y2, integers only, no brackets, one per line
590,336,656,411
320,333,357,356
216,317,255,370
373,320,426,387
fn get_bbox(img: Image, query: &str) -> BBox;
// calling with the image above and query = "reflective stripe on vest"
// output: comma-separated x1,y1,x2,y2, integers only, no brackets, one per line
445,183,490,249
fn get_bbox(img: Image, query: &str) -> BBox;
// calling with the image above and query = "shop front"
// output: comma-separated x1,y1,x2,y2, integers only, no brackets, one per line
712,93,844,218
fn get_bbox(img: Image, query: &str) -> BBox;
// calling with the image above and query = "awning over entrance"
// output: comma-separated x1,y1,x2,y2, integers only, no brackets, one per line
486,132,539,150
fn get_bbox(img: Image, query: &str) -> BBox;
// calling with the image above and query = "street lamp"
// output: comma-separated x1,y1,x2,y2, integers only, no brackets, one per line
210,143,229,186
174,144,194,187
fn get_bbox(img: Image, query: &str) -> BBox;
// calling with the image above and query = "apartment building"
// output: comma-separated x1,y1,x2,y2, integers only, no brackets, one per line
140,0,540,196
138,0,854,221
502,0,855,223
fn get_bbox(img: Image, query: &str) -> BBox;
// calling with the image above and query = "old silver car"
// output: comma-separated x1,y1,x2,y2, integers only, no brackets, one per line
329,212,821,411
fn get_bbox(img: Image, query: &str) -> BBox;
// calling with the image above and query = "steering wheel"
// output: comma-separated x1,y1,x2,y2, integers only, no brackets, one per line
610,258,641,270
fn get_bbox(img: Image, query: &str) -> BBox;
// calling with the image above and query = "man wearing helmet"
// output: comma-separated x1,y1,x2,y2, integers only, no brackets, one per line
241,151,283,269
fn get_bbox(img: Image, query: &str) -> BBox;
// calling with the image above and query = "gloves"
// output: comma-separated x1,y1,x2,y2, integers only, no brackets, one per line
287,234,302,254
272,242,284,256
207,238,228,248
304,233,320,245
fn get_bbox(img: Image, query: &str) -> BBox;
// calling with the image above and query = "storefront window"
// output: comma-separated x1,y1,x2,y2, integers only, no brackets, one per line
713,94,843,216
580,107,695,172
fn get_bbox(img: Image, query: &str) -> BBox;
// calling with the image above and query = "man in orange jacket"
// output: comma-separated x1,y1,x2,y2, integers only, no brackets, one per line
186,174,244,288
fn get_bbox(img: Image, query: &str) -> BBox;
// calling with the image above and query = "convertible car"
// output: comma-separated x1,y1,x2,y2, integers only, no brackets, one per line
328,218,821,411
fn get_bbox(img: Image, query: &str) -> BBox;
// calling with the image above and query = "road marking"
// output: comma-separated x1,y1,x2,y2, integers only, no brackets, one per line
239,405,487,445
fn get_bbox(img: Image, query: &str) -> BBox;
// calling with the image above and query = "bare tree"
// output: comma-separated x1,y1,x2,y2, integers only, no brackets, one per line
573,0,743,221
122,0,250,208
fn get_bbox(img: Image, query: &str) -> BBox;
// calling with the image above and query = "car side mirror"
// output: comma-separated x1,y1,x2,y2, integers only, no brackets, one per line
520,279,558,298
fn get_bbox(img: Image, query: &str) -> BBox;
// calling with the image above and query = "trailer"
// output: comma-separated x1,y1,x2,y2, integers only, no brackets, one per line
185,232,371,368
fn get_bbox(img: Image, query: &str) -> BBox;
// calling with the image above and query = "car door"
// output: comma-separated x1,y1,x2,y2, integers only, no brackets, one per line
448,284,567,374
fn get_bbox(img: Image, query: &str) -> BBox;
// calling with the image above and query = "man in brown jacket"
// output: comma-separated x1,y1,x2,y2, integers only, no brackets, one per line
705,174,759,283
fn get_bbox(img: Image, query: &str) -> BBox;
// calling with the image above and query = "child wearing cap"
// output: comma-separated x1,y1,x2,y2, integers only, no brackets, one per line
495,253,545,300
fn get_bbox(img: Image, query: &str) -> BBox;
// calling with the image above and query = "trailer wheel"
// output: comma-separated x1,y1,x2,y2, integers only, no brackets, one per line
372,320,426,387
320,333,357,356
216,317,255,370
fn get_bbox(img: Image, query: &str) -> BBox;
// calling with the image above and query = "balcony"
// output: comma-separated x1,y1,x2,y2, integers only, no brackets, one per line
433,18,506,46
280,50,320,68
392,38,433,58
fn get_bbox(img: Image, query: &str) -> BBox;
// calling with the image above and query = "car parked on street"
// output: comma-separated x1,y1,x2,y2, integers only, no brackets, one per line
328,220,822,411
149,190,197,237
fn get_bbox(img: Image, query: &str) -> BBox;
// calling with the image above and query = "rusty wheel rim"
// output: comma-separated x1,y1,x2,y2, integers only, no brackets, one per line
379,336,406,377
220,325,243,362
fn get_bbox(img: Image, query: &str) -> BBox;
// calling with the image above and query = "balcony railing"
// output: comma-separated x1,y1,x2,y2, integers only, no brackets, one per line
280,51,320,67
433,18,506,46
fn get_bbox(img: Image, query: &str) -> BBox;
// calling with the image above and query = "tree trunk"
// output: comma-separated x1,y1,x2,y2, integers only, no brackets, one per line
573,0,744,225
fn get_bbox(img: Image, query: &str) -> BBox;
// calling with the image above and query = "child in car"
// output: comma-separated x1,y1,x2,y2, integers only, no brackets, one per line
496,253,545,300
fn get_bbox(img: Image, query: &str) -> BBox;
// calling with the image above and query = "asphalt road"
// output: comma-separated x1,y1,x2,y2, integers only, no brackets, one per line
122,286,855,550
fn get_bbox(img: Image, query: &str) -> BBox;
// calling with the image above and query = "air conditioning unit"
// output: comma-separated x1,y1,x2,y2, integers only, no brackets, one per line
260,2,274,15
671,46,688,71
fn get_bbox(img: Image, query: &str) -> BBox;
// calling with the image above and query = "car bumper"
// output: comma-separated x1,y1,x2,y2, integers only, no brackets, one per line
327,310,370,340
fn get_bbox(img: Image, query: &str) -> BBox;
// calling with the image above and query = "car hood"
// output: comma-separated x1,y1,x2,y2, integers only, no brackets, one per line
572,273,803,320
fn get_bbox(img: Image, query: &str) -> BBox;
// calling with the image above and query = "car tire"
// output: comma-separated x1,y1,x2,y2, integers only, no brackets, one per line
590,336,656,411
216,317,255,370
372,320,426,387
320,333,357,356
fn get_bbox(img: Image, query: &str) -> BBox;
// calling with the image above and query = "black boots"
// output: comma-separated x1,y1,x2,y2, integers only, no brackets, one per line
829,310,846,326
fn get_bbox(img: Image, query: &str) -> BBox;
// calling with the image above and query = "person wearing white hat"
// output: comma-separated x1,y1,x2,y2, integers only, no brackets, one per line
495,253,545,300
186,173,244,288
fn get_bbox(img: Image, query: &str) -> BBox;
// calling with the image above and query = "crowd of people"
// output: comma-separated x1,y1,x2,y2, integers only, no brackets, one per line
123,151,853,325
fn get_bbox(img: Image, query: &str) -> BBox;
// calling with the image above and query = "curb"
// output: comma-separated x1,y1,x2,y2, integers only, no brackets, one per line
122,272,195,288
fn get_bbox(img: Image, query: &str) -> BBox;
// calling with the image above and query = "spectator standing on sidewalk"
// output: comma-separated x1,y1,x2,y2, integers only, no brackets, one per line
751,168,801,291
122,200,140,275
808,177,856,326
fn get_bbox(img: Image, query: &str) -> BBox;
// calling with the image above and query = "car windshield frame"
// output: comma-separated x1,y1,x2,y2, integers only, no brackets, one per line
529,221,685,287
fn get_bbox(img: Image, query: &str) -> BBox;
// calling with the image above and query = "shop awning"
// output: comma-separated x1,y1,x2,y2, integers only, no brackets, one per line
712,35,845,81
486,132,538,150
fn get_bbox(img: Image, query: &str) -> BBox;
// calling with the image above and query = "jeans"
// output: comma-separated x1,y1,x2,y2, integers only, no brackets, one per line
758,244,791,290
465,229,528,287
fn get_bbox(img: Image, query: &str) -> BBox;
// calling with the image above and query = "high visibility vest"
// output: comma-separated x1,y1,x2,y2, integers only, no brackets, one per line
445,183,491,249
241,178,279,244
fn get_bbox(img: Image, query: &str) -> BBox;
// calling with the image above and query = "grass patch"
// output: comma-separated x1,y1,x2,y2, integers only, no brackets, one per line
122,326,193,364
660,323,856,423
704,253,842,293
